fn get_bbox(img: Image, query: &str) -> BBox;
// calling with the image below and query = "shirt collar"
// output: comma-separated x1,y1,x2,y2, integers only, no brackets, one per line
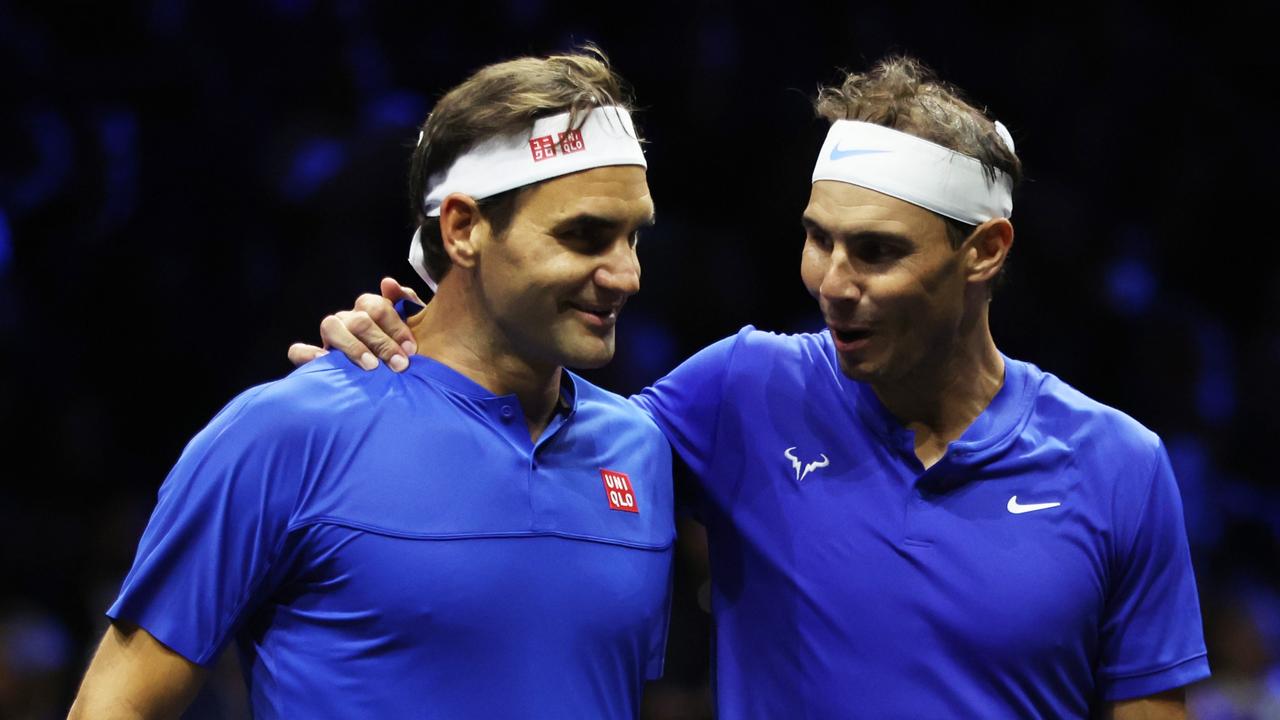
829,333,1037,468
408,355,579,418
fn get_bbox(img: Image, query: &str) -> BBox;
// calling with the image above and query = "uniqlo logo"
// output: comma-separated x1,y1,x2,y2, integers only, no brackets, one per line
529,135,558,161
600,469,638,513
557,129,585,154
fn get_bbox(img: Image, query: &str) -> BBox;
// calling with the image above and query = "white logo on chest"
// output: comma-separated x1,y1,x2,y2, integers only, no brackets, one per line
784,447,830,481
1006,495,1062,514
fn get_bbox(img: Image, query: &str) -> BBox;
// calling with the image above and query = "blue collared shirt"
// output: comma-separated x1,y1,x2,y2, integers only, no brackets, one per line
111,353,674,719
632,326,1209,719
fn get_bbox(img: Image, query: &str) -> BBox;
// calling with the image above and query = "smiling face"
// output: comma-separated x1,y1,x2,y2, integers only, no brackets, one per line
800,180,973,385
473,164,654,370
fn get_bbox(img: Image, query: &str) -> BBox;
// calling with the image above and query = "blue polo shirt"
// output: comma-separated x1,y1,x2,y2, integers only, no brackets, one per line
110,353,674,719
632,326,1209,719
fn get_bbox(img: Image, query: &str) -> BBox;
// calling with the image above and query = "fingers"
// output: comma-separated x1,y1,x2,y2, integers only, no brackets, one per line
319,314,381,371
353,292,417,358
287,343,329,367
311,283,421,373
381,276,424,307
327,308,410,372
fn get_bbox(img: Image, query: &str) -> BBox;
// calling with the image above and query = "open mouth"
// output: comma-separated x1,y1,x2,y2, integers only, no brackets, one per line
833,328,872,343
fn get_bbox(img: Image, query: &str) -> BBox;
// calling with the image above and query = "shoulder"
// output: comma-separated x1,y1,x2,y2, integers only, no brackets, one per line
165,356,452,518
730,326,841,393
571,372,668,446
734,324,831,358
190,354,405,455
1020,359,1163,469
705,325,837,377
636,325,836,409
156,357,395,514
244,353,409,422
1011,360,1179,555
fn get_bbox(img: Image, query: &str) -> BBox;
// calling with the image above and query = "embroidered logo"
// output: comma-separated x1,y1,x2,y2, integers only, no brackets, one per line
601,469,638,513
784,447,830,482
529,135,558,162
557,129,585,154
529,130,587,161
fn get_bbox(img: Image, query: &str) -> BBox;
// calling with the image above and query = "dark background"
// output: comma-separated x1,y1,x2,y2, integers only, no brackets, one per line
2,1,1278,718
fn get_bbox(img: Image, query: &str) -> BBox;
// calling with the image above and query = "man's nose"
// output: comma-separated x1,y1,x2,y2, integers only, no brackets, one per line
595,240,641,296
819,249,861,303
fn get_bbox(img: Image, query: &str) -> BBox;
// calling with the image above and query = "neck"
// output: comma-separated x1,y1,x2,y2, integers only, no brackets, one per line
870,306,1005,449
411,278,562,441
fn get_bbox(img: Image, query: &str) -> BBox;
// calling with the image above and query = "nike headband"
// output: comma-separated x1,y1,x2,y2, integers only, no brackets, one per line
409,106,646,291
811,120,1015,225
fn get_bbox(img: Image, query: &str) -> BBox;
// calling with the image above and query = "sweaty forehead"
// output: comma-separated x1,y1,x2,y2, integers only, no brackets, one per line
805,180,943,238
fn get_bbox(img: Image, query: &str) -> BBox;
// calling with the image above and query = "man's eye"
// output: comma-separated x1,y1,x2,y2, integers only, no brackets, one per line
807,232,832,249
857,242,896,263
563,230,609,251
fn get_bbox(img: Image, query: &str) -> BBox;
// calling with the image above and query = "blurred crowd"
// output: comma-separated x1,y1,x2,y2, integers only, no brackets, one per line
2,1,1277,718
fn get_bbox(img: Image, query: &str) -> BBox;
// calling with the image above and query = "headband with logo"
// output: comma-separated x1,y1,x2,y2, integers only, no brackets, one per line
409,106,646,291
811,120,1015,224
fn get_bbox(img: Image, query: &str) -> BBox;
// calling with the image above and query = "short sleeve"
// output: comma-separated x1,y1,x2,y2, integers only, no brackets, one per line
629,328,748,480
107,387,307,666
1096,441,1211,700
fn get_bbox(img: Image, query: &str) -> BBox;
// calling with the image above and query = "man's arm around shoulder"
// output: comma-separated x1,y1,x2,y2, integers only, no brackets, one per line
68,621,207,720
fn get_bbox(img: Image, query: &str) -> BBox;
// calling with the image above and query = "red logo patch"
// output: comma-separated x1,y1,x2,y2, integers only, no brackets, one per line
529,135,558,162
600,469,638,513
557,129,585,154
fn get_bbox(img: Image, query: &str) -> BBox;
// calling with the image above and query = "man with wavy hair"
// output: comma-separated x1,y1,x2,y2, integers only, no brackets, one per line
72,51,672,719
311,56,1209,718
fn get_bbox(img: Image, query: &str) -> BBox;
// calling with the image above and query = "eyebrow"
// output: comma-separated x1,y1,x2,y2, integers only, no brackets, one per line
801,215,911,245
552,211,656,234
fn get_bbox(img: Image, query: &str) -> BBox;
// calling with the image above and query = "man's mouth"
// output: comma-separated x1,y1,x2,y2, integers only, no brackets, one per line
829,324,873,352
831,327,872,343
569,302,621,327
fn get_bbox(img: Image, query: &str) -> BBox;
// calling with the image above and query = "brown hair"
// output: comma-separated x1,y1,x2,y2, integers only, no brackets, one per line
409,47,637,284
815,56,1022,249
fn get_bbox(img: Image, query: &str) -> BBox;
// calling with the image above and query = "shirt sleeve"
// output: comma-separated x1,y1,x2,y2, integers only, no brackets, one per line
107,386,309,666
629,328,748,481
1096,440,1211,700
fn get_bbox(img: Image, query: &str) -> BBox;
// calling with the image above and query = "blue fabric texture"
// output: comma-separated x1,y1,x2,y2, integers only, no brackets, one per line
111,353,674,719
632,326,1209,719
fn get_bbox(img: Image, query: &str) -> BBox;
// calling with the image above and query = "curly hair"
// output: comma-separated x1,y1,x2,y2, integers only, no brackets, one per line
815,56,1022,248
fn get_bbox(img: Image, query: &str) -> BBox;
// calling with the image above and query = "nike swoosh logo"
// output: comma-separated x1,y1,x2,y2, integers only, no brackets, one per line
1007,496,1062,514
829,146,890,161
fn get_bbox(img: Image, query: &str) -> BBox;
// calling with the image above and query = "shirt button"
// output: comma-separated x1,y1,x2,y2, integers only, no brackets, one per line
500,405,515,420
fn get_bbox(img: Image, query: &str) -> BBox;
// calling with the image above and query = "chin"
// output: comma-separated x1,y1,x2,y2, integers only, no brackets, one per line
559,336,616,369
836,353,881,383
563,350,614,369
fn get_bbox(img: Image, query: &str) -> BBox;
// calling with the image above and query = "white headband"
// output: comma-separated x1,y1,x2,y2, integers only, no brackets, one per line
811,120,1014,225
409,106,646,290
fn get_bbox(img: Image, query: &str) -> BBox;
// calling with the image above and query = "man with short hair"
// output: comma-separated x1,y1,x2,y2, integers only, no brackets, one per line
311,56,1208,718
71,51,673,719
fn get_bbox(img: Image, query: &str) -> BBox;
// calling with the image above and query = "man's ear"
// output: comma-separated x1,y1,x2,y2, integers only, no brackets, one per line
964,217,1014,284
438,193,485,270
